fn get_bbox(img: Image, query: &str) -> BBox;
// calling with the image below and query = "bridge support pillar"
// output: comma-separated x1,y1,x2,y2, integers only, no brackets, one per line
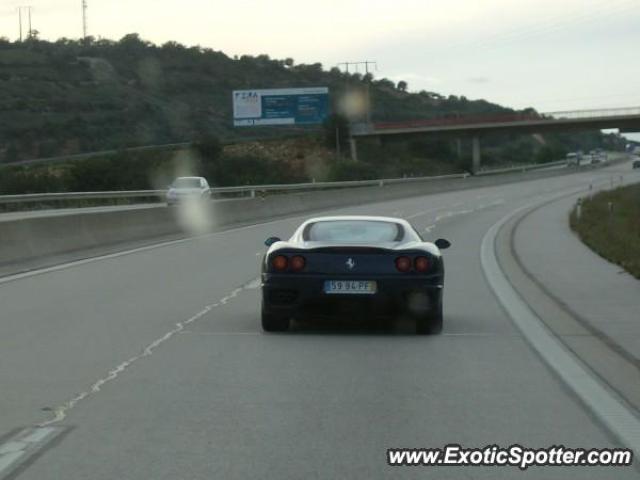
472,135,481,174
349,138,358,162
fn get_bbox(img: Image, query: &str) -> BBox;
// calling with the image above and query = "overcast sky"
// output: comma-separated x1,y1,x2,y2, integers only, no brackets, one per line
2,0,639,137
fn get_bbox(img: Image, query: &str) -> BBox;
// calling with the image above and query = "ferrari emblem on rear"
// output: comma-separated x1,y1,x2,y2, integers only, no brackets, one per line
345,258,356,270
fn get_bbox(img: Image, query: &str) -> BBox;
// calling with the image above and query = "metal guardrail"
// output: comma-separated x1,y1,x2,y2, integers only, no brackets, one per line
211,173,470,196
476,152,629,176
5,159,603,205
0,190,167,205
0,173,470,205
7,157,626,205
476,159,568,176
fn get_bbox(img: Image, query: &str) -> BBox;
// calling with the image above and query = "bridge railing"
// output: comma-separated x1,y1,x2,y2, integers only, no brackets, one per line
369,106,640,131
372,112,539,130
542,106,640,120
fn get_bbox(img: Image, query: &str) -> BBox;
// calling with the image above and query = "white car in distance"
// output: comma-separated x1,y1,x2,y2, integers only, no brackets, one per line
166,176,211,206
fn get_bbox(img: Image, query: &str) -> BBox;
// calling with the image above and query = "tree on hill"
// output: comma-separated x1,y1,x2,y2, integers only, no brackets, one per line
193,135,223,162
162,41,186,51
117,33,152,52
375,78,395,89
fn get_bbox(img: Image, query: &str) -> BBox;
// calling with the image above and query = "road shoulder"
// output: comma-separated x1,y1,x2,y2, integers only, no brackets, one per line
497,189,640,414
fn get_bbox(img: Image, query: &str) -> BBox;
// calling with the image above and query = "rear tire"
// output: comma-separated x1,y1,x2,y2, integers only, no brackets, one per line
261,310,290,332
416,304,443,335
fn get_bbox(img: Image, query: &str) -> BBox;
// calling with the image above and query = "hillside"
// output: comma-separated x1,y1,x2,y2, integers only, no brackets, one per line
0,34,613,165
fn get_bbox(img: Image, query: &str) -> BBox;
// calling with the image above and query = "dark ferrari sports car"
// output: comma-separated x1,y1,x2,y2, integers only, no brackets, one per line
261,215,450,334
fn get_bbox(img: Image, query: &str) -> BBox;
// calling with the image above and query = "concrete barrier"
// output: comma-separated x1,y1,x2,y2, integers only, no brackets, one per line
0,163,614,271
0,207,178,267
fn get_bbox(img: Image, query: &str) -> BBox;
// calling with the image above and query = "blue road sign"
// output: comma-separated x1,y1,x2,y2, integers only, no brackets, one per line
233,87,329,126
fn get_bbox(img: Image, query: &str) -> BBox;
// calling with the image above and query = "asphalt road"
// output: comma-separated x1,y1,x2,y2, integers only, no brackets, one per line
0,162,639,479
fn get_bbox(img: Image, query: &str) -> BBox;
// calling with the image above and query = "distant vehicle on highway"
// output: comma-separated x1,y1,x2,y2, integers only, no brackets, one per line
566,152,580,166
260,215,451,334
166,176,211,206
632,159,640,169
592,148,607,163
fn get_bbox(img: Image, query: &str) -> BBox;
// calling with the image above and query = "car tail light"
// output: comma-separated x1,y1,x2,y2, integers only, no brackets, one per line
290,255,306,272
272,255,288,271
395,256,412,272
414,256,429,273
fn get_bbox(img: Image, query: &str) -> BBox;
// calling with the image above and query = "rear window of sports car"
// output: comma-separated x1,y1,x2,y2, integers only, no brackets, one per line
303,221,404,243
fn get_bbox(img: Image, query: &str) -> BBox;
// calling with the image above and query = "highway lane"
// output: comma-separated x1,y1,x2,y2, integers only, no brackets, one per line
0,164,638,479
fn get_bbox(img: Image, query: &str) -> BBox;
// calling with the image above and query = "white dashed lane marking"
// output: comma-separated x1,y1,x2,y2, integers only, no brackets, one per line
0,427,66,479
38,277,261,427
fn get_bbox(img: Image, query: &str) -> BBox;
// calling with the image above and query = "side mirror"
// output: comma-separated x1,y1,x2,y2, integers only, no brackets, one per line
435,238,451,250
264,236,281,247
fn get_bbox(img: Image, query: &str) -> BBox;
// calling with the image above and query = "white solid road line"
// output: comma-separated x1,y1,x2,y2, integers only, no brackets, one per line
0,427,64,479
481,200,640,456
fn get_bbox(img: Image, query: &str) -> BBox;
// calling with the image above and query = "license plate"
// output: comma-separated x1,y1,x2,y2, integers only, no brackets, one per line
324,280,377,295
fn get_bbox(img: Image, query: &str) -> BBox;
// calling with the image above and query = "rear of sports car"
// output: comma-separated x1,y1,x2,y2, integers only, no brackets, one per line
261,246,444,334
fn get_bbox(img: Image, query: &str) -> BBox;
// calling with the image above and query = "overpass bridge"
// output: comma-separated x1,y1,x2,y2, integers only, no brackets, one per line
350,107,640,173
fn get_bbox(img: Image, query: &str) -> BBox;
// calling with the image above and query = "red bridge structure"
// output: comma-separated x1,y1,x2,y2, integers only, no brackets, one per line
350,107,640,173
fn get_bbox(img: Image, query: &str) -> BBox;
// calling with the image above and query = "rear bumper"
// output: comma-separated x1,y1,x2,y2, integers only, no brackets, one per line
262,273,443,318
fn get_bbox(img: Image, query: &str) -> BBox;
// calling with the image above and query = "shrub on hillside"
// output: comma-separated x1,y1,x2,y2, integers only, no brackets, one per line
325,161,379,181
0,166,68,194
408,138,453,159
193,135,223,162
201,154,307,186
535,144,567,164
